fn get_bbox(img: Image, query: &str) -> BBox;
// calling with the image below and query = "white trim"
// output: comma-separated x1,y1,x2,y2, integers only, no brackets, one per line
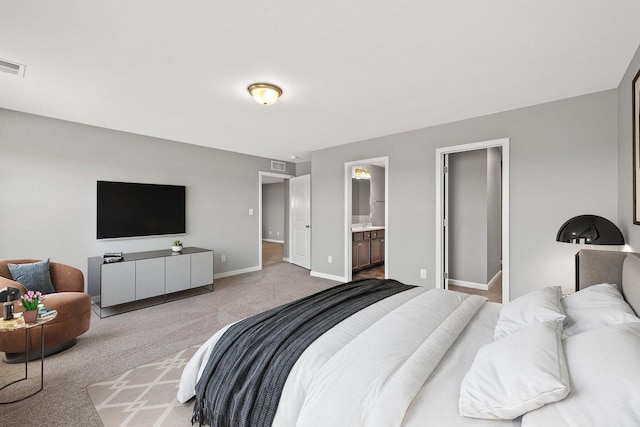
214,265,261,279
259,171,294,271
263,238,285,244
310,270,346,282
283,257,290,262
344,157,389,282
448,279,489,291
448,270,501,291
435,138,510,303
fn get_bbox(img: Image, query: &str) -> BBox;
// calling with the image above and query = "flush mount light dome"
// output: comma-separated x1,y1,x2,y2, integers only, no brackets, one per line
353,168,371,179
247,83,283,105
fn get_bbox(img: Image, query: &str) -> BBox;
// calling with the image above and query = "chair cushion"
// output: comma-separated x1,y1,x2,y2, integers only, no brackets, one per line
8,259,56,294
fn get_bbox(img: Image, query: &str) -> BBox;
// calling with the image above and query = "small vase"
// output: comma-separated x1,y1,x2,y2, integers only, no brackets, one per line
171,246,183,252
23,309,38,323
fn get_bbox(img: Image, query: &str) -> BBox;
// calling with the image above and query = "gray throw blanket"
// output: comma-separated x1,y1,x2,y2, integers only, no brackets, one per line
192,278,414,427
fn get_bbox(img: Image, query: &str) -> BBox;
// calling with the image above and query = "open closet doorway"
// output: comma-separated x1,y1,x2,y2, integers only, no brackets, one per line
259,171,294,270
435,139,510,303
344,157,389,282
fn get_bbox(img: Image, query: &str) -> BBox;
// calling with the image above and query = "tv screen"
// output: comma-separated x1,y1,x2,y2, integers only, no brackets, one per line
97,181,186,239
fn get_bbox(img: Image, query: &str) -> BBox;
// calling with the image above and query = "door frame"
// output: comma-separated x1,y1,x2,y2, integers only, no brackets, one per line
435,138,510,302
259,171,294,270
344,156,389,281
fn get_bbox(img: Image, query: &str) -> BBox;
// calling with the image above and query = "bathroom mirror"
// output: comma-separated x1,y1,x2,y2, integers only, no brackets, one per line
352,178,371,216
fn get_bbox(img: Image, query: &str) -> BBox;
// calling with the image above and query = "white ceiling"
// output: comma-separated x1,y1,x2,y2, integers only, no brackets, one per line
1,1,640,163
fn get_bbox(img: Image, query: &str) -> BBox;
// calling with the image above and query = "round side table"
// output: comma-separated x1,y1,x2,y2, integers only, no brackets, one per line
0,311,57,404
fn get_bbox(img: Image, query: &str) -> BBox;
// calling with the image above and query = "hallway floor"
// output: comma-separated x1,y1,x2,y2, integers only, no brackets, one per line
262,241,284,267
448,274,502,303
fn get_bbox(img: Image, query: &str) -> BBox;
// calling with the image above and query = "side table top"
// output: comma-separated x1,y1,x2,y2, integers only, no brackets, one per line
0,311,57,332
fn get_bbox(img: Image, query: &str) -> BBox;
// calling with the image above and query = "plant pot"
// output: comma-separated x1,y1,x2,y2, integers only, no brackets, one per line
171,246,183,252
23,309,38,323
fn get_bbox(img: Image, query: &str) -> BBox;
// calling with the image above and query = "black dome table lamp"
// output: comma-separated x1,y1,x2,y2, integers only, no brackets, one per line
556,215,625,291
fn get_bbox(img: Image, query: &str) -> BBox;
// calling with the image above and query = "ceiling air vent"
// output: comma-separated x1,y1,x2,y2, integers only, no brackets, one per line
0,58,26,77
271,160,286,172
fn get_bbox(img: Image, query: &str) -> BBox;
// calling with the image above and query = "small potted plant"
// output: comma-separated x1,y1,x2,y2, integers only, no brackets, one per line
20,290,45,323
171,240,183,252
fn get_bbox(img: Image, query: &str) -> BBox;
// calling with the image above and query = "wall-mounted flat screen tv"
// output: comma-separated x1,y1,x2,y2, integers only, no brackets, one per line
97,181,186,239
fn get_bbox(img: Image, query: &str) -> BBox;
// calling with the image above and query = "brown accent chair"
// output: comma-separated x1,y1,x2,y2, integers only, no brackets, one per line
0,259,91,362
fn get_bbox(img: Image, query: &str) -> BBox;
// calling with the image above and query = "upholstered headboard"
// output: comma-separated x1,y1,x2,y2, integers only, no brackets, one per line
577,249,640,315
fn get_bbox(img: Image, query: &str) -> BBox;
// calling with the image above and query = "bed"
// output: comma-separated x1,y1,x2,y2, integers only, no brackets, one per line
177,249,640,426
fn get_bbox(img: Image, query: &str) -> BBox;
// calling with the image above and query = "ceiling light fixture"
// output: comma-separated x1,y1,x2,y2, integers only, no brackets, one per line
353,168,371,179
247,83,282,105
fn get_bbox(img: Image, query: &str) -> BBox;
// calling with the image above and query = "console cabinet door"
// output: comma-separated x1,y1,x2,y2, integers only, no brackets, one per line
356,241,371,270
165,254,191,293
136,257,165,300
371,238,383,264
191,251,214,288
101,261,136,307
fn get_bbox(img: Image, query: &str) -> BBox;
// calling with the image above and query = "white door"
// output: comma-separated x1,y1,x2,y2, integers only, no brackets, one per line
290,174,311,269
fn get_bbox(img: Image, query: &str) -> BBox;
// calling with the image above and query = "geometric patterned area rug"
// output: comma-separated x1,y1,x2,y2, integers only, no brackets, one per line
87,345,200,427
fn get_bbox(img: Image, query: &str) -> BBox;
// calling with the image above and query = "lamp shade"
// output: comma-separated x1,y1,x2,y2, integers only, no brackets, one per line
556,215,625,245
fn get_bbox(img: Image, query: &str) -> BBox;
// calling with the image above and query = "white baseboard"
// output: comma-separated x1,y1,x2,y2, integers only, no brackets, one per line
310,271,345,282
214,266,261,279
487,270,502,290
449,270,502,291
448,279,489,291
263,239,285,243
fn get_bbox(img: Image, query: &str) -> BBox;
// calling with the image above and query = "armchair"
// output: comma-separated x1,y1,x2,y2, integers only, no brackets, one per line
0,259,91,362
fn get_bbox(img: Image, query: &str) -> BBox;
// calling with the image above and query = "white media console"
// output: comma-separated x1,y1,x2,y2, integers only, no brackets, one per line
88,247,214,317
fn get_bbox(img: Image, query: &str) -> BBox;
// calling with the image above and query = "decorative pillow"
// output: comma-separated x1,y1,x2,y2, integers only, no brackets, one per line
622,254,640,316
493,286,566,340
562,283,639,338
460,321,570,420
8,259,56,294
521,322,640,426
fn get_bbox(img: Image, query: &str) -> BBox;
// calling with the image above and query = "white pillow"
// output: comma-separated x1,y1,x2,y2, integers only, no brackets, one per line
459,321,570,420
522,322,640,426
494,286,566,340
562,283,640,338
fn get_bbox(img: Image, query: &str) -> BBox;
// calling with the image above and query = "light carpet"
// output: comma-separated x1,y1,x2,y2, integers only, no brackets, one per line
0,260,338,427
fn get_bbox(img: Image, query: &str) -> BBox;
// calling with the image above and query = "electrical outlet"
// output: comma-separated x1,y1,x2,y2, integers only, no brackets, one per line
328,255,333,263
277,231,280,236
269,230,272,235
221,254,227,263
249,208,254,216
420,269,427,279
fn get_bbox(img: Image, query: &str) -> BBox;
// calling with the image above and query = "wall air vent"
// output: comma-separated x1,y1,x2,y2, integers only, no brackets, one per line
271,160,286,172
0,58,26,77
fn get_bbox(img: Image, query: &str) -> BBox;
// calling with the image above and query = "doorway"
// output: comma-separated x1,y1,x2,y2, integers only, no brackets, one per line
435,138,510,303
344,157,389,282
259,171,293,270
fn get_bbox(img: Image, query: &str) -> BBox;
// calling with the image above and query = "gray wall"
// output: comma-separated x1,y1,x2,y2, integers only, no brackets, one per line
296,161,311,176
449,150,488,284
618,44,640,248
311,90,618,298
262,182,285,241
0,109,294,282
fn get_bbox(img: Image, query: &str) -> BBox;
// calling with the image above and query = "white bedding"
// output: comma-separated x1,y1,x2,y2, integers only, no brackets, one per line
178,287,519,426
